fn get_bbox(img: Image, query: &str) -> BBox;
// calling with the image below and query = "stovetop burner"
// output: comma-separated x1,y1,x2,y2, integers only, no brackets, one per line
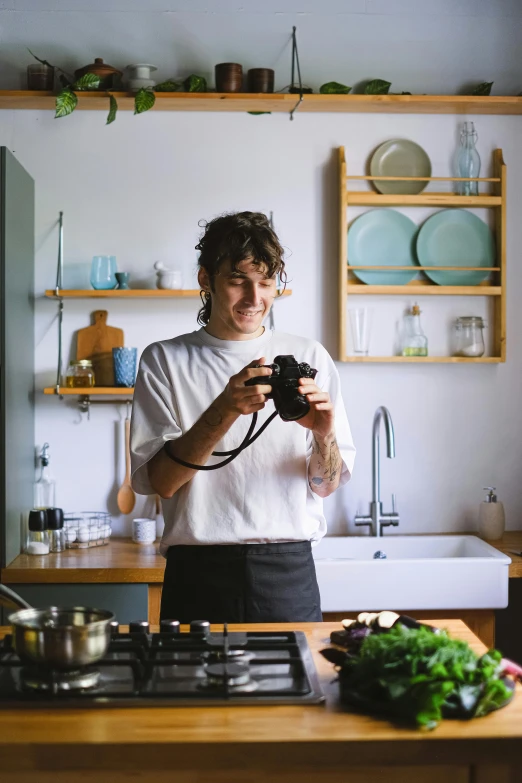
0,621,324,707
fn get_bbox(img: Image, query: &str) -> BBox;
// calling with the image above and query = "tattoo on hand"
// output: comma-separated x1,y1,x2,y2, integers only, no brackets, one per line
204,406,223,427
311,435,341,486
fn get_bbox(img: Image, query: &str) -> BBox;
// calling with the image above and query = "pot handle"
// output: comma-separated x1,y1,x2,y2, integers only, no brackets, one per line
0,583,32,611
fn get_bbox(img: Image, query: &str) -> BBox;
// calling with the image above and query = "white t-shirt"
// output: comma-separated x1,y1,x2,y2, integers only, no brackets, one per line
130,327,356,556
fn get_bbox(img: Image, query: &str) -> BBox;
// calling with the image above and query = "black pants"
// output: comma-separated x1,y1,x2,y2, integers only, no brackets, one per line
160,540,323,623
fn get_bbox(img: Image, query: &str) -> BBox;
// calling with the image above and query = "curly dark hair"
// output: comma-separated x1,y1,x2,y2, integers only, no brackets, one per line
196,211,287,325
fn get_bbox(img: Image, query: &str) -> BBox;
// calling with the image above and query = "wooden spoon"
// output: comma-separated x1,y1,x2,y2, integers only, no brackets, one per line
117,416,136,515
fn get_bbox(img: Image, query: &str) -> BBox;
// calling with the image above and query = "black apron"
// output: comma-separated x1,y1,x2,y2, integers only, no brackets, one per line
160,540,322,623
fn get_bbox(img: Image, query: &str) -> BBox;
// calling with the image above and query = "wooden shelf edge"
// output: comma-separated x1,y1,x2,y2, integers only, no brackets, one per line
345,194,502,207
44,387,134,395
4,91,522,114
44,289,292,298
346,284,502,296
341,356,503,363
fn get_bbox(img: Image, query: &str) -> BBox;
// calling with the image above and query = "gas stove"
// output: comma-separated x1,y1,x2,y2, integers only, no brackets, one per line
0,620,325,707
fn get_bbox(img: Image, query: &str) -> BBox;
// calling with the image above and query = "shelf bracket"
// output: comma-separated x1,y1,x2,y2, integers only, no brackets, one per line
77,395,133,420
289,26,303,121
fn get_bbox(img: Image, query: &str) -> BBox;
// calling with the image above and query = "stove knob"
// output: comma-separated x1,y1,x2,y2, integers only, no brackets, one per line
160,619,180,634
190,620,210,636
109,620,120,635
129,621,150,634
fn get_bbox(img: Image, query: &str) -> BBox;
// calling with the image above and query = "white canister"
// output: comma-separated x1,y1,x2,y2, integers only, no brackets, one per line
125,63,157,92
132,517,157,545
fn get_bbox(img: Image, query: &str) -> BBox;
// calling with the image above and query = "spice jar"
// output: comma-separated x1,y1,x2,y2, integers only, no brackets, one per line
65,360,95,388
47,507,65,553
453,316,486,358
25,509,50,555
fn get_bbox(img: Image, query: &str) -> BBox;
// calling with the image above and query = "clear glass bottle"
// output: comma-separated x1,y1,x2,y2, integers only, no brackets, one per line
454,316,486,357
455,121,481,196
65,360,95,388
401,303,428,357
34,442,56,508
25,509,50,555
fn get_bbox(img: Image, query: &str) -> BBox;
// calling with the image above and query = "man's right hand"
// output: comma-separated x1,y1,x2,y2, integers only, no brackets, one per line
218,357,273,416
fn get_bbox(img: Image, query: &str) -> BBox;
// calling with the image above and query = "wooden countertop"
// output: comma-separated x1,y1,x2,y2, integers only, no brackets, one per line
0,620,521,773
1,532,521,584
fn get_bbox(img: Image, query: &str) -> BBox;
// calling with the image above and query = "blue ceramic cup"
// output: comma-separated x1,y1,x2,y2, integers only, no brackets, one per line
113,347,137,387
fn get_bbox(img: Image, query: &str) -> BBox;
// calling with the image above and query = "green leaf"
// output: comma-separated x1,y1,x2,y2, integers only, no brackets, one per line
247,111,271,115
106,94,118,125
365,79,391,95
134,87,156,114
153,79,180,92
73,73,101,91
183,74,207,92
319,81,351,95
55,88,78,118
472,81,494,96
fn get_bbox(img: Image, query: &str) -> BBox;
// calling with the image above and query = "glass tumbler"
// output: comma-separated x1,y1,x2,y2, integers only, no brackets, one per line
113,347,138,387
90,255,117,290
349,308,373,355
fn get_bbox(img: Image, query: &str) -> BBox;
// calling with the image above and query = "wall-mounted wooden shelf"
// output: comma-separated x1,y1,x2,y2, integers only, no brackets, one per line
5,90,522,115
342,356,501,364
338,146,507,364
44,387,134,395
44,288,292,299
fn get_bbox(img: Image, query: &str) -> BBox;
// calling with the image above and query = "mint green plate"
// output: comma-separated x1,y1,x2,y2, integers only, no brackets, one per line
348,209,418,285
416,209,495,286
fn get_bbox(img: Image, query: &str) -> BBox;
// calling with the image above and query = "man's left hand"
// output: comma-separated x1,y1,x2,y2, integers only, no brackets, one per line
295,378,335,438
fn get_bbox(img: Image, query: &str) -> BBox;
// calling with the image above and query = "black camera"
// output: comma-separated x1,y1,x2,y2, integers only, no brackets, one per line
245,354,317,422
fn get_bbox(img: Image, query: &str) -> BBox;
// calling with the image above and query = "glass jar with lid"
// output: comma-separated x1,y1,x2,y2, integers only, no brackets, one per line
453,316,486,358
65,360,95,388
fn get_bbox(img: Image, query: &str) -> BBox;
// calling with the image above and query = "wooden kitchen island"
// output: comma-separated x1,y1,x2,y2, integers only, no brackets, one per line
0,620,520,783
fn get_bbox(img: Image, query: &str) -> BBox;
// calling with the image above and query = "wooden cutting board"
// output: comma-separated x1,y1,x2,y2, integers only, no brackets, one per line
76,310,124,387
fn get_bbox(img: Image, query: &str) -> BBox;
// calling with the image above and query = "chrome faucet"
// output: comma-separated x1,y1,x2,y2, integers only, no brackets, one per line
354,406,400,537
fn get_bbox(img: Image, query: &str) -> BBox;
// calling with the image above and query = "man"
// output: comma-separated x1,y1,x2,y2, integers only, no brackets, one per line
130,211,355,623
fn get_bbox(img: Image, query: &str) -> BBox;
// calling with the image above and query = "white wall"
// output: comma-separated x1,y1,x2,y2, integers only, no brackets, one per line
0,1,521,539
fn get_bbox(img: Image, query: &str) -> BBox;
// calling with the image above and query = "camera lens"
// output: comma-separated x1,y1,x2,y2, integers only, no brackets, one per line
278,392,310,422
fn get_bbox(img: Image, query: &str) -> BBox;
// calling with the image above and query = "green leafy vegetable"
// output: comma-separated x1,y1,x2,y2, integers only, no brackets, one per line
336,624,512,730
247,111,272,115
320,81,351,95
134,87,156,114
183,74,207,92
365,79,391,95
472,81,494,96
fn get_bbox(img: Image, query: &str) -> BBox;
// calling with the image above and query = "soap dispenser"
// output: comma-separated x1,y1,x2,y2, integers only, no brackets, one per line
478,487,505,540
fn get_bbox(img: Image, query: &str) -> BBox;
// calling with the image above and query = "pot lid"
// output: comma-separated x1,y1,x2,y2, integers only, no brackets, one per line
75,58,122,78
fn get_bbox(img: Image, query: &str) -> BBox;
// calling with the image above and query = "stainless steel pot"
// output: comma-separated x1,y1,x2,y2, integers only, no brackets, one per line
0,583,114,669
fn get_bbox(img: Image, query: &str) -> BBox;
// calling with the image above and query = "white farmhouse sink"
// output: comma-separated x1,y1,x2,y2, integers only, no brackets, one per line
312,536,511,612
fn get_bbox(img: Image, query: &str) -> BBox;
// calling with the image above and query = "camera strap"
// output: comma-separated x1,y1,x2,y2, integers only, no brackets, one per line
163,410,279,471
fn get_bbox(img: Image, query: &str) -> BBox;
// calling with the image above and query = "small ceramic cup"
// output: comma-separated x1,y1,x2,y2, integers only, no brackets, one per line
132,518,156,545
115,272,130,290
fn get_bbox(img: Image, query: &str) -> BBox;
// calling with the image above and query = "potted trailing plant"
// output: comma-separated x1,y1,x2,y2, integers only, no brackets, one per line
28,50,207,124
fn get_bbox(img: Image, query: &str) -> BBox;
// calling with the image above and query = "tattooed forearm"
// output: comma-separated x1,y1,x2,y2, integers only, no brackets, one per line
308,433,343,497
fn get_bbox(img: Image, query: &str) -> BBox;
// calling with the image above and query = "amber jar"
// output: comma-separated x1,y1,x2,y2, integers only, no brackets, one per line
65,360,95,388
